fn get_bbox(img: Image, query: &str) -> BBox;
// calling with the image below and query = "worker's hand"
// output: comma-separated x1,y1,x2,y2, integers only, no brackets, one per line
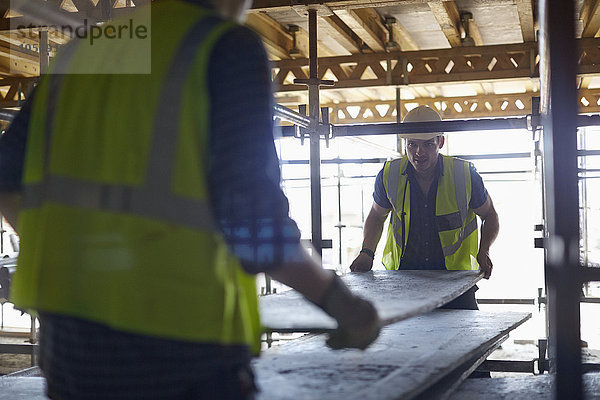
317,274,380,350
477,251,493,279
349,253,374,272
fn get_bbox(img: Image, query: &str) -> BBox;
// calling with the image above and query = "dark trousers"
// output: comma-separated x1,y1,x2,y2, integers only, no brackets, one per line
440,286,479,310
39,313,257,400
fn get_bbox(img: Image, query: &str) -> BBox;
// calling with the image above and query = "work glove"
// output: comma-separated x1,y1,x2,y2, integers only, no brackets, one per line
317,273,380,350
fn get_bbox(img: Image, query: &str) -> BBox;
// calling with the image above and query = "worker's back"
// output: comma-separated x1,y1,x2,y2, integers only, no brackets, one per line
12,0,261,351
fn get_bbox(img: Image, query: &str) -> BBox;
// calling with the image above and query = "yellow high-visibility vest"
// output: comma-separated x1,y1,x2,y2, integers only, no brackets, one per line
381,155,479,271
12,1,261,353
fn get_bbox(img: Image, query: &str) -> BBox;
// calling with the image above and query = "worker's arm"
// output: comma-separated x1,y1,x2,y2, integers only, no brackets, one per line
473,195,499,279
206,29,379,350
349,202,391,272
0,88,35,233
270,248,380,350
0,193,21,231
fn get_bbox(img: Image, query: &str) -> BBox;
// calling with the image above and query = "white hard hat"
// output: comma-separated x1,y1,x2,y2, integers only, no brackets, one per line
399,105,443,140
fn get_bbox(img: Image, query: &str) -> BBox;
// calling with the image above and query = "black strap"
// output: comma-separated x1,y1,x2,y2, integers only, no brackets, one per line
360,248,375,259
399,178,409,265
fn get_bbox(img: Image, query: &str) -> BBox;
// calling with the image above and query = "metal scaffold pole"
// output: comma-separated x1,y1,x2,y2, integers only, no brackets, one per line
538,0,583,398
307,9,323,258
291,9,334,262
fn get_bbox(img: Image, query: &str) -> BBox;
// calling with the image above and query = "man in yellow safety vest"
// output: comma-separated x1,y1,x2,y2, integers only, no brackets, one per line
350,105,499,310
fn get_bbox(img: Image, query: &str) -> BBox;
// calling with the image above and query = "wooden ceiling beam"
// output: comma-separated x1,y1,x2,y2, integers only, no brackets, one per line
247,14,336,60
70,0,93,13
428,0,461,47
318,87,600,122
465,15,484,46
0,0,9,19
390,21,419,51
251,0,433,13
0,76,37,107
246,13,304,59
516,0,536,42
0,1,136,32
273,40,551,91
581,0,600,37
333,8,387,52
295,25,337,57
320,14,362,54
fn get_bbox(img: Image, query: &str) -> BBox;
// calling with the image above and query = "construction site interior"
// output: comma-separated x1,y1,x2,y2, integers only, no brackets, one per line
0,0,599,399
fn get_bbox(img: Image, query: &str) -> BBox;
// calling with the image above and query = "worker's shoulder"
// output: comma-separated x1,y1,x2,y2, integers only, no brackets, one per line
444,155,484,182
387,156,407,165
442,154,475,168
216,23,264,48
208,23,267,64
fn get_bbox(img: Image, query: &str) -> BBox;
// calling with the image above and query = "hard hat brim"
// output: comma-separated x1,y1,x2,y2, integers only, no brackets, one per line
398,132,444,140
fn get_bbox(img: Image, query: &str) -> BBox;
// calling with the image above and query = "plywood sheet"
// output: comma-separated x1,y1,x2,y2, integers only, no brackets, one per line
450,372,600,400
254,310,530,400
0,312,530,400
260,270,482,332
0,377,46,400
414,336,506,400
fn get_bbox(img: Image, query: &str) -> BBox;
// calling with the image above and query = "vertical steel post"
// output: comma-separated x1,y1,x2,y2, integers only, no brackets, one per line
100,0,112,21
538,0,582,398
396,87,402,154
337,163,343,266
39,30,49,75
396,87,401,124
308,9,323,258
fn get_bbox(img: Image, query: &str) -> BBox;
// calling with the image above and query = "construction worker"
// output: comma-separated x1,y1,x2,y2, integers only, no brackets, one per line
0,0,379,398
349,105,499,310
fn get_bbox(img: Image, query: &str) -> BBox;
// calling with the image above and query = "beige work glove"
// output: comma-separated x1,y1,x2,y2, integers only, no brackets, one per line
316,273,380,350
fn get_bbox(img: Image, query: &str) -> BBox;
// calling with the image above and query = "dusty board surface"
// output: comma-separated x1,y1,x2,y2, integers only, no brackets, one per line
254,310,530,400
450,372,600,400
260,270,482,332
413,336,506,400
0,377,47,400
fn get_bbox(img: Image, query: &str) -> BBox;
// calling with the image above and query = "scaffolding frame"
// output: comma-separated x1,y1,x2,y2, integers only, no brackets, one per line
273,1,600,397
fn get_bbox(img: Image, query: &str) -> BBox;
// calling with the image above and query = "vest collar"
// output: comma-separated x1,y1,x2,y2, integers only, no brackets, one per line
401,154,445,177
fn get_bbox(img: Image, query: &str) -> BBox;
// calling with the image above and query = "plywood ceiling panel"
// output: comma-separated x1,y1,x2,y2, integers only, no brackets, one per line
456,0,524,44
377,3,452,49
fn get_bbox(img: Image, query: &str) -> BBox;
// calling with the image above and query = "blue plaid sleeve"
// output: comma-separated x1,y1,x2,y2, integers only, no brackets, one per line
0,90,34,192
207,27,305,274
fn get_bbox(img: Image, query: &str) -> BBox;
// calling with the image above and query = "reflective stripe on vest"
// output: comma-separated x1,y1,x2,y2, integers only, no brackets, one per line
385,159,404,250
442,217,477,257
439,157,476,257
22,17,222,233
